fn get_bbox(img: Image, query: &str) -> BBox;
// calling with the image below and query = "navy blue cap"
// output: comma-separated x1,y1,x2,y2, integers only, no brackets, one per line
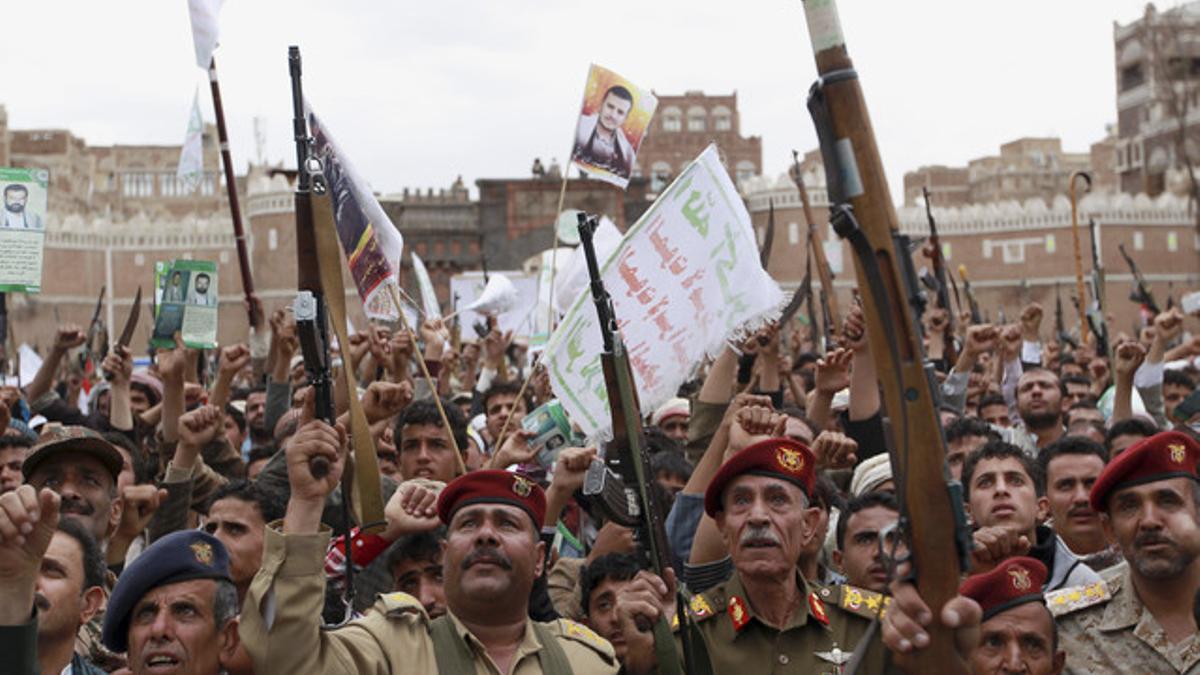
101,530,232,652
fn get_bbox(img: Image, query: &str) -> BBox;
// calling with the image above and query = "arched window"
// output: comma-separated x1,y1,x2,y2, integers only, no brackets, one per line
735,160,757,183
712,105,732,131
687,106,706,132
650,161,672,193
661,106,682,132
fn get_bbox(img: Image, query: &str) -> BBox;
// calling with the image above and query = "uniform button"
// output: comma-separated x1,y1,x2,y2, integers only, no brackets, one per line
778,654,789,665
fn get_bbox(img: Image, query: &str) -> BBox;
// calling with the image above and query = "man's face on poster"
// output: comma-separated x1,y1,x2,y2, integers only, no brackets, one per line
598,92,631,133
171,272,182,287
195,275,210,294
4,187,27,214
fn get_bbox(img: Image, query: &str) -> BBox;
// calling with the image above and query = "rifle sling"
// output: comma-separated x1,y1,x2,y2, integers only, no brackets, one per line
310,191,386,531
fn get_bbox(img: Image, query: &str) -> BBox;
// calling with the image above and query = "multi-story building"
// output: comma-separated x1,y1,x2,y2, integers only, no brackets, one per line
1113,2,1200,196
634,91,762,194
379,178,479,307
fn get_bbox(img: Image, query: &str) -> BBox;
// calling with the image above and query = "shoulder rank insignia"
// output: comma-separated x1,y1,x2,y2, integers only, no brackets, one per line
808,591,829,626
561,619,605,646
728,596,750,632
379,591,426,618
837,584,891,620
689,594,715,620
1045,580,1110,617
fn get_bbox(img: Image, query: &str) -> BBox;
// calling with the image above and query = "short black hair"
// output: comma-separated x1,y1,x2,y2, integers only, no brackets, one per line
962,440,1044,498
4,184,27,196
1104,417,1159,452
1020,367,1067,397
1165,369,1196,390
836,491,898,550
394,399,468,455
481,382,528,415
385,527,446,574
579,552,641,616
195,273,210,283
643,426,681,455
794,352,820,370
206,478,286,522
977,393,1007,411
0,435,34,452
945,416,999,445
650,450,693,482
246,444,276,466
101,431,156,485
1067,401,1099,413
811,471,843,513
56,517,106,592
1061,373,1093,388
602,85,634,104
1037,436,1107,493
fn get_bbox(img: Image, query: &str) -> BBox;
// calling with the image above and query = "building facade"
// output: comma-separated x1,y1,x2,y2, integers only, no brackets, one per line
634,91,762,195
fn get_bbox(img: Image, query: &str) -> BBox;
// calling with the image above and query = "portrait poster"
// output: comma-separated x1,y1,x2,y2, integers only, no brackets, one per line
0,167,50,293
152,259,218,349
569,64,658,190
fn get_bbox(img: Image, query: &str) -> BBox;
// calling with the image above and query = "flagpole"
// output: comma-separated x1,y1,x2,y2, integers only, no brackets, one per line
543,171,570,337
208,56,261,329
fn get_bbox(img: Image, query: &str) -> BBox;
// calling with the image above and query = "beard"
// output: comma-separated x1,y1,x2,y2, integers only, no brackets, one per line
4,202,23,214
1020,409,1060,431
1130,531,1194,580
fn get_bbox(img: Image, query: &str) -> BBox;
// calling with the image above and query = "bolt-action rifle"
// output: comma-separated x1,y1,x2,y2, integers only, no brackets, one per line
790,150,841,347
1086,218,1110,360
1118,242,1160,316
1054,283,1078,350
957,264,983,325
574,212,701,675
922,187,957,364
801,0,972,671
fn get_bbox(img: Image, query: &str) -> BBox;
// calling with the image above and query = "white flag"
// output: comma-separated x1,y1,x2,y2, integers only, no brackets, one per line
411,252,441,320
545,144,782,439
187,0,224,69
176,90,205,193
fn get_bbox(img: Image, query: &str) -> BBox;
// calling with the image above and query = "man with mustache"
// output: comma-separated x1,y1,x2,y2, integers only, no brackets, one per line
1037,436,1122,572
960,557,1065,675
1049,431,1200,673
238,391,618,673
0,485,107,674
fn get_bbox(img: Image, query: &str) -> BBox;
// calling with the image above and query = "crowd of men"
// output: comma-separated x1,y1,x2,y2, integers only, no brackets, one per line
0,288,1198,674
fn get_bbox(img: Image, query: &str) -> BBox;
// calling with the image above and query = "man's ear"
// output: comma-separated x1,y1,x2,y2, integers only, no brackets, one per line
1052,649,1067,675
80,585,106,625
218,615,241,667
1036,495,1050,524
107,493,125,539
533,539,546,578
1099,512,1114,542
830,548,844,571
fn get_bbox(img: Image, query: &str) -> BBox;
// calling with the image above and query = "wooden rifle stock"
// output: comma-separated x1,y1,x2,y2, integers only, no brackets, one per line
801,2,970,671
791,151,841,341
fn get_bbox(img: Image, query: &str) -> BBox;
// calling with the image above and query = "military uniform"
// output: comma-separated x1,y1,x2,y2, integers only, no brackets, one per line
240,526,618,675
674,572,894,674
1049,566,1200,674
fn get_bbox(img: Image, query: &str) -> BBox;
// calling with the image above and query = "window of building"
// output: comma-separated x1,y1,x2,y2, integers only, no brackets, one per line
650,161,672,193
712,105,732,132
687,106,706,132
1167,231,1179,252
1133,231,1144,251
122,172,155,198
1044,234,1056,254
1120,63,1144,91
134,253,145,266
735,160,757,183
268,228,278,251
661,106,682,132
1002,241,1024,264
788,222,801,245
941,242,952,260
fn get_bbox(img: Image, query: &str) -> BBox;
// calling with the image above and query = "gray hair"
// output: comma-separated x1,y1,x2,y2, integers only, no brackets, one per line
213,579,239,628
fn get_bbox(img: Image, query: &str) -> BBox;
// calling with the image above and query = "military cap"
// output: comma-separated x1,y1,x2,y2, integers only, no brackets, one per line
22,423,123,483
1089,430,1199,512
704,437,816,517
959,557,1047,622
436,469,546,529
101,530,231,652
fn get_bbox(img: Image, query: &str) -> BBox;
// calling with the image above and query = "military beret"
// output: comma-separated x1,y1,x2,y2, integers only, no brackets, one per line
101,530,232,652
436,469,546,530
959,557,1047,622
1089,430,1200,512
22,423,123,483
704,437,816,517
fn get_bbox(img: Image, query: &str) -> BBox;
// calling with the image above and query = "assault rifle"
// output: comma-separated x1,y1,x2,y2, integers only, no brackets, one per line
1086,218,1110,360
1118,242,1160,316
1054,283,1078,350
790,150,841,346
83,286,108,374
802,0,972,671
958,264,983,325
922,187,957,364
574,212,698,675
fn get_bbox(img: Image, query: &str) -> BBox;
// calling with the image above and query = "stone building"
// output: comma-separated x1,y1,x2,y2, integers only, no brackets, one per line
378,178,479,307
1113,2,1200,196
635,91,762,195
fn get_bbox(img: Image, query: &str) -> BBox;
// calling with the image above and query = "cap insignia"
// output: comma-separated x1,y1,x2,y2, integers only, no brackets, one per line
190,541,214,566
1008,565,1032,591
512,475,532,497
1169,443,1186,464
776,446,805,474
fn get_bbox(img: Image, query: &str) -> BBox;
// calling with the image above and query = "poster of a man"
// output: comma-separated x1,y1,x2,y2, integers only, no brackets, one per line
0,167,50,293
162,270,189,303
569,64,657,189
2,184,44,230
188,272,217,306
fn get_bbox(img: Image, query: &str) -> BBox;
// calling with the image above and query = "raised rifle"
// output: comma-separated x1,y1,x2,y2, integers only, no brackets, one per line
575,212,699,675
1055,282,1078,350
790,150,841,343
1087,218,1110,360
1118,242,1161,316
923,187,957,364
802,0,972,671
957,264,983,325
83,286,108,375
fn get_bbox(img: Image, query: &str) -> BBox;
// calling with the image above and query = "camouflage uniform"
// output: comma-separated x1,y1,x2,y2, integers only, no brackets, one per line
1049,565,1200,674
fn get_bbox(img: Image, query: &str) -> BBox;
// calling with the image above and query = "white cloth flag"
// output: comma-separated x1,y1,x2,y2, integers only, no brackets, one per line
187,0,224,69
545,144,783,439
176,90,205,193
411,252,441,320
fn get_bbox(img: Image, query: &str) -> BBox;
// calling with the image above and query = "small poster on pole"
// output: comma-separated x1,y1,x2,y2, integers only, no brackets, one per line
569,64,657,190
0,167,49,293
152,259,219,349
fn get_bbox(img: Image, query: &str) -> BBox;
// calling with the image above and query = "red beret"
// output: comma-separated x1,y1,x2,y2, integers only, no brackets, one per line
437,469,546,530
704,438,816,517
959,557,1047,622
1089,431,1200,513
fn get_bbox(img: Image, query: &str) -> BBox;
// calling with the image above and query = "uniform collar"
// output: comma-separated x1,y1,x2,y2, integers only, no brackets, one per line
727,569,821,635
447,611,544,664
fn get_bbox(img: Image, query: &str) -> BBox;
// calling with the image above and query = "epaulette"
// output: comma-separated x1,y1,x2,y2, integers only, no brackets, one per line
377,591,430,620
818,584,891,620
551,619,616,662
671,592,720,630
1045,580,1110,618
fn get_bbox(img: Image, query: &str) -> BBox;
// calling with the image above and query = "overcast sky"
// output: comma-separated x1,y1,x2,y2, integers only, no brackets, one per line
2,1,1167,204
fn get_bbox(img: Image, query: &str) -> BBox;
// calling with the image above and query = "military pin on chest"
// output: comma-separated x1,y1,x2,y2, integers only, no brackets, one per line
815,642,850,675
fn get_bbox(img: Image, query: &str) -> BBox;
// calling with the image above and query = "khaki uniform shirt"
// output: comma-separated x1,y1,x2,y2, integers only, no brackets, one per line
678,572,895,674
239,525,617,675
1049,565,1200,674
